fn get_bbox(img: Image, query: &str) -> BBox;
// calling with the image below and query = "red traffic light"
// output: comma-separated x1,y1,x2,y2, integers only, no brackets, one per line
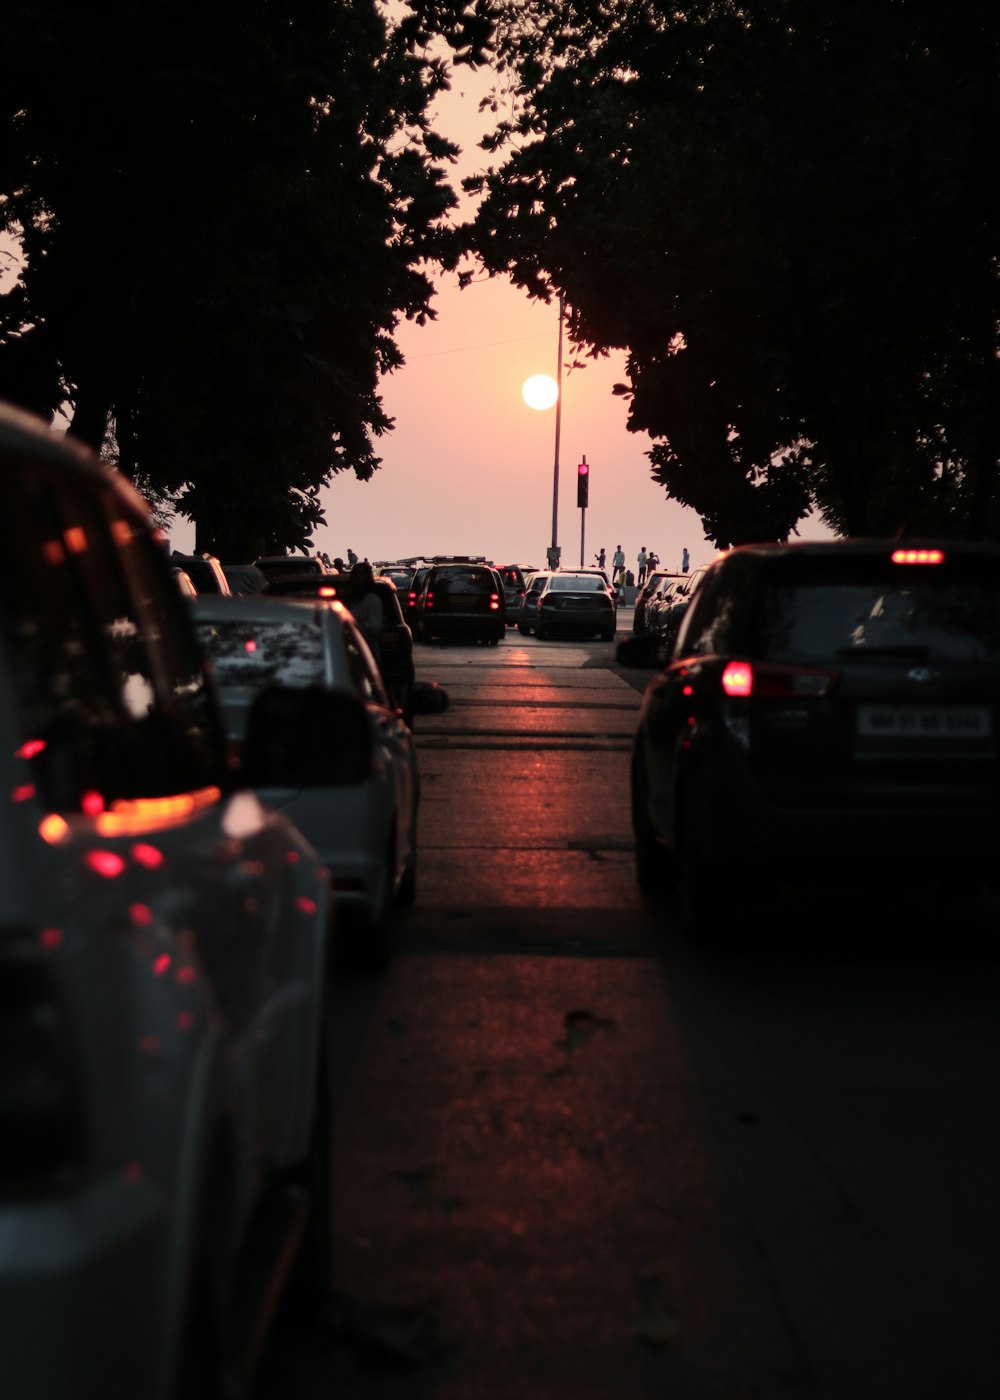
577,460,589,508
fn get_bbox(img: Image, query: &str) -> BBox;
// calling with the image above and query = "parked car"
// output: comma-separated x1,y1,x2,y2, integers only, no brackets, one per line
0,402,332,1400
192,594,446,965
646,565,709,651
170,550,231,595
494,564,526,622
413,562,506,645
252,553,328,584
376,563,417,593
171,565,198,596
633,570,683,634
619,538,1000,935
517,571,551,634
261,572,417,721
534,570,617,640
404,564,432,629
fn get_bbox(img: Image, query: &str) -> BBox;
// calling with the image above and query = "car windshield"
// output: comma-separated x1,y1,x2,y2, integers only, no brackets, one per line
432,568,493,593
549,574,607,592
195,617,327,686
755,565,1000,664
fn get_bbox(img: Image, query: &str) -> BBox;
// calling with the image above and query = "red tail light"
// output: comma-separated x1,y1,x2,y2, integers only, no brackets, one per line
490,593,500,611
426,591,435,609
722,659,838,698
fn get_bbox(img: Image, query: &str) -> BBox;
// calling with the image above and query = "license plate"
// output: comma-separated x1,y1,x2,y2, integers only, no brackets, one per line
857,705,991,738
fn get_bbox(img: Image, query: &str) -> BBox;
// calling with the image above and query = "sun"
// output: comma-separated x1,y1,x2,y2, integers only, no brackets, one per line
522,374,559,411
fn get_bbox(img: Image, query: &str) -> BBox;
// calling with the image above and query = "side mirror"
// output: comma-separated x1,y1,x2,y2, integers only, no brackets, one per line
409,680,449,716
615,635,663,669
243,686,372,787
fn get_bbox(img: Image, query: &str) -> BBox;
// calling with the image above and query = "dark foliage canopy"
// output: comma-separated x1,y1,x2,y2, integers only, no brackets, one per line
463,0,1000,545
0,0,490,557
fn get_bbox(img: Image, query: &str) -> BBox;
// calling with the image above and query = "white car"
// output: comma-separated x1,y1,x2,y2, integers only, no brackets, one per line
0,403,332,1400
192,594,446,966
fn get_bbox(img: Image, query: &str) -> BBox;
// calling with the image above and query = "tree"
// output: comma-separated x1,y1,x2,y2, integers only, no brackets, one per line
462,0,1000,545
0,0,490,557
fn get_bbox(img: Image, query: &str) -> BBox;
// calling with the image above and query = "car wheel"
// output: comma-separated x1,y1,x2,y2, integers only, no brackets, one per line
517,623,529,636
676,783,726,942
535,624,548,640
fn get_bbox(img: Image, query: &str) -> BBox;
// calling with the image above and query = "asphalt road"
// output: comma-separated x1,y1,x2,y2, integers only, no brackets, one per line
258,617,1000,1400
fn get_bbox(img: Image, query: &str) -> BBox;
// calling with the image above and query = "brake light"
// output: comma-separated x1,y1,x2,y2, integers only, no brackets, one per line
891,548,944,565
426,591,434,609
721,660,838,698
490,593,500,611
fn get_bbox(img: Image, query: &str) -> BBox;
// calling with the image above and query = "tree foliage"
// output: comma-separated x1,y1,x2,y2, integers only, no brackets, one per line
0,0,490,557
463,0,1000,545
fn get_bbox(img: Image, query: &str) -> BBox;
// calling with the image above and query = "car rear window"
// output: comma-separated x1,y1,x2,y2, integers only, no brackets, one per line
431,567,495,593
549,574,607,592
752,559,1000,664
196,617,327,686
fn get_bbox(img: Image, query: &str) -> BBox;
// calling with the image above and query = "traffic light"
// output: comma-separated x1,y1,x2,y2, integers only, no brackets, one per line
577,460,589,508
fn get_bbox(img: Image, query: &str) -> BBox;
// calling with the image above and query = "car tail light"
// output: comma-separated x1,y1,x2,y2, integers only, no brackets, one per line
425,591,435,609
406,592,417,609
721,659,839,699
490,593,500,611
891,548,944,565
0,951,88,1192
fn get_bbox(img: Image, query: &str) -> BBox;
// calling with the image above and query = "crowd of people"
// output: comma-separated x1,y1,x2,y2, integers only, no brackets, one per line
596,544,689,590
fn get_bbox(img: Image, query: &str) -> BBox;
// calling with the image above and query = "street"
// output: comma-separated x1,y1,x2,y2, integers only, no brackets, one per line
258,621,1000,1399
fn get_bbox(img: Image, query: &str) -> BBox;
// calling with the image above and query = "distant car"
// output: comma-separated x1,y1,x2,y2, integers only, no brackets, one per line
0,402,332,1400
619,538,1000,935
494,564,526,623
646,565,708,651
404,564,432,629
534,570,617,640
192,594,446,965
253,553,328,584
376,563,417,593
261,572,417,721
633,570,683,634
170,550,231,595
517,571,551,635
413,562,506,645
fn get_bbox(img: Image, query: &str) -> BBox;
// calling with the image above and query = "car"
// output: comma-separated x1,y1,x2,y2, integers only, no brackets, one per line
533,570,618,640
494,564,526,622
170,549,231,595
404,563,432,629
252,553,328,584
0,402,332,1400
192,593,446,965
376,563,417,593
171,564,198,596
645,565,708,650
516,571,551,634
260,571,418,721
412,562,506,644
633,570,684,634
619,538,1000,936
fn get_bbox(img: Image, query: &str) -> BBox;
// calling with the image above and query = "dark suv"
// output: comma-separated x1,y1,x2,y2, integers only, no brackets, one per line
494,564,526,622
414,563,506,644
619,539,1000,933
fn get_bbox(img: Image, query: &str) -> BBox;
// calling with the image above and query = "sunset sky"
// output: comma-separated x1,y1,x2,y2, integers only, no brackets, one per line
314,55,716,575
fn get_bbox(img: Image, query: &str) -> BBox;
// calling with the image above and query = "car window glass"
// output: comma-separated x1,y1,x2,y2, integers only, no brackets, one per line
431,567,492,593
0,460,216,808
756,573,1000,663
549,574,606,592
195,617,326,686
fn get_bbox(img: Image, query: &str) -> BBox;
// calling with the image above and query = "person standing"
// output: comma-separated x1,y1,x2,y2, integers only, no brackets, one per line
596,546,607,574
637,546,648,585
612,544,626,588
681,547,690,573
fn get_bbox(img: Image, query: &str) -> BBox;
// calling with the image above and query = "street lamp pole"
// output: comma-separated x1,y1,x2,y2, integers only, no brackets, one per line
548,293,564,570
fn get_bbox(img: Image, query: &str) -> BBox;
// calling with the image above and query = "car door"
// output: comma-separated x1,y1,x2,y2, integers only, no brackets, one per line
340,612,417,889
